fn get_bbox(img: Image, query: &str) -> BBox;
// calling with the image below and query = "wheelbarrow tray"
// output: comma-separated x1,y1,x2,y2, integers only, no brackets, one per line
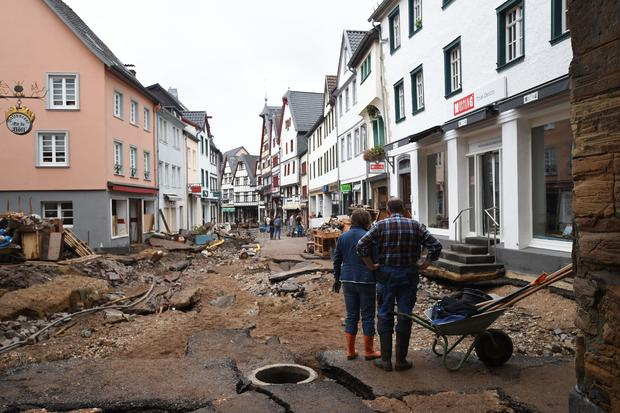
423,308,506,336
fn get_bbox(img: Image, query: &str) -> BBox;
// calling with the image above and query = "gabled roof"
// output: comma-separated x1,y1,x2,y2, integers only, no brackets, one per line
284,90,324,133
348,26,381,68
43,0,157,103
222,147,260,186
182,111,208,130
146,84,187,112
326,75,338,94
345,30,367,55
368,0,399,22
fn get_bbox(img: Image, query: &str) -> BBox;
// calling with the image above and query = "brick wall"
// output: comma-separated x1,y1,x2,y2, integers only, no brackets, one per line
569,0,620,411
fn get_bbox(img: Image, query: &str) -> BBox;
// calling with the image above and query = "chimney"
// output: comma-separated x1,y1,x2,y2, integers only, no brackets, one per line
124,64,136,76
168,88,179,99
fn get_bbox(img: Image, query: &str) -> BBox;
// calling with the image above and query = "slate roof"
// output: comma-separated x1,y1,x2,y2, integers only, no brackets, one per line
345,30,367,55
43,0,157,102
223,147,260,186
348,26,381,68
182,111,208,129
146,84,187,112
285,91,324,133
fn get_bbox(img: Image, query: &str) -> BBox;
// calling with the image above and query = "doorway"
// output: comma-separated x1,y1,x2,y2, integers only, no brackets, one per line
468,150,501,237
129,199,142,244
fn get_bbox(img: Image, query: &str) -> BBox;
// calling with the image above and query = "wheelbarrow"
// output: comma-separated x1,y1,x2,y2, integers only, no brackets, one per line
397,307,513,371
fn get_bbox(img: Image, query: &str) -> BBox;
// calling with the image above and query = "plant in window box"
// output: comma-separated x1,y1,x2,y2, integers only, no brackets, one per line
114,164,123,175
130,167,138,177
363,146,385,162
415,18,422,30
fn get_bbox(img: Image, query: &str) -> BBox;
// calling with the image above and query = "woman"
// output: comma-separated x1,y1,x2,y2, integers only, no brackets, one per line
332,209,380,360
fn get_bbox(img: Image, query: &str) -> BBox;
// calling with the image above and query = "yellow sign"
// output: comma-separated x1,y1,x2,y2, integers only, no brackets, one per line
5,105,35,135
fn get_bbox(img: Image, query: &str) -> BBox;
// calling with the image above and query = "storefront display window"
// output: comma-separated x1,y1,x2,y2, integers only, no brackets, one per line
427,152,449,228
532,119,574,241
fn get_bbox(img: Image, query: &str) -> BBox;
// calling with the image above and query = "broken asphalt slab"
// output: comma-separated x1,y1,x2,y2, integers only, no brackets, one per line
268,265,324,283
318,349,575,412
0,357,242,412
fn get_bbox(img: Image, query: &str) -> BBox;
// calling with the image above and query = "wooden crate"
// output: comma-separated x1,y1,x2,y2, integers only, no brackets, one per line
313,230,340,257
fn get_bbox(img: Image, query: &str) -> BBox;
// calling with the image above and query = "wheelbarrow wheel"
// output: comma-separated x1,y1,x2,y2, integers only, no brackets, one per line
475,329,513,367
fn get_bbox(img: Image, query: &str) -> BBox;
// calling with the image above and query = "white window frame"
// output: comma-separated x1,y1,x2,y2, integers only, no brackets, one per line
113,91,124,119
450,46,461,93
129,145,138,178
505,3,524,63
46,73,79,110
36,131,69,167
42,201,74,227
354,128,361,156
143,108,150,131
393,11,401,49
130,100,138,125
360,124,368,151
561,0,568,33
144,151,151,180
413,0,422,31
113,140,123,175
416,70,425,110
110,198,129,239
347,133,352,160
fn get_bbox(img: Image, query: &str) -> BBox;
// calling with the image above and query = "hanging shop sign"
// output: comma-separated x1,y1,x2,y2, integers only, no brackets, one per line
340,183,352,193
5,105,35,135
368,161,386,174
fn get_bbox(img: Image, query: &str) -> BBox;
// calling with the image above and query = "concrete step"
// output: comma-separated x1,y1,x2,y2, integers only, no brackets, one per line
450,243,488,255
465,236,500,246
441,250,495,264
433,258,505,275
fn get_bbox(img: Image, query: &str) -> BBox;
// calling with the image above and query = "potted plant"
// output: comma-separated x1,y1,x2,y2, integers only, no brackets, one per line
415,18,422,30
363,146,385,162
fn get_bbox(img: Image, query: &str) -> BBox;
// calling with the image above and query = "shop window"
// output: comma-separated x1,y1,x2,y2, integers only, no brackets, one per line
532,120,574,241
42,201,73,226
427,152,449,228
111,199,128,237
143,200,155,232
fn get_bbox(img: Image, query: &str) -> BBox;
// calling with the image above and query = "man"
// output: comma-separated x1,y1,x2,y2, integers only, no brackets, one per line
356,197,442,371
273,215,282,240
289,214,296,238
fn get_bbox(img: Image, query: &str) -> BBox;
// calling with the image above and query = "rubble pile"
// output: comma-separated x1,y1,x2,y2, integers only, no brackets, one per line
0,263,62,292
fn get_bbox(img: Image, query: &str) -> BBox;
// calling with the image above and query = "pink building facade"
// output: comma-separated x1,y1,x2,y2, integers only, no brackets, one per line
0,0,159,248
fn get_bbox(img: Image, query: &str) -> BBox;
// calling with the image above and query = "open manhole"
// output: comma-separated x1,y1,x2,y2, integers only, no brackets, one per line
249,363,317,386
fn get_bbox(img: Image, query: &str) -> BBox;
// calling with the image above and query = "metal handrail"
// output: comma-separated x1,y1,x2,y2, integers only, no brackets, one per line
452,207,472,244
484,207,499,263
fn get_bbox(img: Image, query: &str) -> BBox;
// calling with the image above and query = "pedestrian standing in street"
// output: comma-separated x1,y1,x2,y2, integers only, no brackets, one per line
332,209,381,361
267,216,274,240
289,214,296,238
356,197,442,371
296,215,303,237
273,215,282,240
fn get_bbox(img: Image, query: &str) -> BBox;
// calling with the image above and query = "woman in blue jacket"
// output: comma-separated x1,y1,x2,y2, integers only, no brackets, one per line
332,209,380,360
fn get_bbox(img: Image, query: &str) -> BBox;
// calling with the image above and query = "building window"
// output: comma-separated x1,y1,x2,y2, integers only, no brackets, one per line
354,128,361,156
551,0,570,43
144,108,150,131
37,131,69,167
497,0,524,69
42,202,74,226
394,79,405,122
408,0,422,36
345,87,350,111
143,151,151,180
532,120,574,241
130,100,138,125
352,79,357,105
113,141,123,175
341,137,346,162
47,74,79,109
361,54,372,82
427,152,448,229
113,91,123,118
111,199,128,238
129,146,138,178
338,95,343,117
372,117,385,147
389,7,401,53
410,65,424,113
442,0,455,8
360,124,368,150
346,134,352,160
443,37,462,98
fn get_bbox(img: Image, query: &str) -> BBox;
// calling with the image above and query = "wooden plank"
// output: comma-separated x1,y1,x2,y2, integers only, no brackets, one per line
159,209,171,233
46,232,62,261
21,232,41,260
268,264,322,283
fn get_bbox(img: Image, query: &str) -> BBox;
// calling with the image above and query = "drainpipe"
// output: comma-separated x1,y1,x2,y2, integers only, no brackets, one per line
374,21,394,193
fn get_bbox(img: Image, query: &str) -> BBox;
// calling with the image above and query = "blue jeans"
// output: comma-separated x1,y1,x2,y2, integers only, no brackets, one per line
376,266,419,335
342,282,377,336
273,226,281,239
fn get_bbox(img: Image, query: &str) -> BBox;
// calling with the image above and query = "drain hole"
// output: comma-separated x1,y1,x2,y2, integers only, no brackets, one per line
250,364,317,385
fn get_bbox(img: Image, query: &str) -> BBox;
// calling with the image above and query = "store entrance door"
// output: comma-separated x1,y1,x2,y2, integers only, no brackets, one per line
468,150,501,237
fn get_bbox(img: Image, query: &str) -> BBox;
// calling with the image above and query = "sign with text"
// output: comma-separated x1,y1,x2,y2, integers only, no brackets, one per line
367,161,386,175
340,183,352,193
5,105,35,135
448,77,506,119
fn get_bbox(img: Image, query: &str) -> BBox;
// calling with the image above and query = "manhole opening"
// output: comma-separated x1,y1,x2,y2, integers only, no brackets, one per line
252,364,316,385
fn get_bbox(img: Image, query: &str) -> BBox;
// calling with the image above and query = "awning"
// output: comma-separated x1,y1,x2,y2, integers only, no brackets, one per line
443,106,497,132
496,75,569,113
384,125,442,152
164,193,183,201
108,182,158,195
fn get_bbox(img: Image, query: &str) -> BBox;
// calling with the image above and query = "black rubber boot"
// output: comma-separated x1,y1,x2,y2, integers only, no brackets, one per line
394,331,413,371
374,332,393,371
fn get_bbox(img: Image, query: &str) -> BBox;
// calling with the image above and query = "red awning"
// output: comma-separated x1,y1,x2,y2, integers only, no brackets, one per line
109,184,158,195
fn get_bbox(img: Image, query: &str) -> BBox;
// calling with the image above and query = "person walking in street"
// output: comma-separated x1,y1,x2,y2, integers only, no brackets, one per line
289,214,296,238
267,216,274,240
356,197,442,371
332,209,381,361
296,215,303,237
273,215,282,240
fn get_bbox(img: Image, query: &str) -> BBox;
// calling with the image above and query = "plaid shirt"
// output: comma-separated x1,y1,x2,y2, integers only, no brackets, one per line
356,214,442,267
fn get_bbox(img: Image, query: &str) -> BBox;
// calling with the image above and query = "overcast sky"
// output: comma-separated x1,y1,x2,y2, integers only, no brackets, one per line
64,0,378,155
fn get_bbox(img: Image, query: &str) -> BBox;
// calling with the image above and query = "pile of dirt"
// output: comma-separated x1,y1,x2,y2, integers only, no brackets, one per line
0,263,63,292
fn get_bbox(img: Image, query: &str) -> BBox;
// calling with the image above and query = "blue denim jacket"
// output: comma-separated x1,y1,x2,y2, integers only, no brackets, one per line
333,226,376,284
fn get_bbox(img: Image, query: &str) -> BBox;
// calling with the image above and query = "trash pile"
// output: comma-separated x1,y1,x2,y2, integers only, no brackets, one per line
317,217,350,232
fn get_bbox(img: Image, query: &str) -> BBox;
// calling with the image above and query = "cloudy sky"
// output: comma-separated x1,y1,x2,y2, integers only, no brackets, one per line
64,0,378,154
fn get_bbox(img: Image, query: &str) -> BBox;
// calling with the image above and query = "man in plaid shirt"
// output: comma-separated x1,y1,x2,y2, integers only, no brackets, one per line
356,197,442,371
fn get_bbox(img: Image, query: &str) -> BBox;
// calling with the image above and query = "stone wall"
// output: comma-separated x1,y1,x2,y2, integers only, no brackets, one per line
569,0,620,411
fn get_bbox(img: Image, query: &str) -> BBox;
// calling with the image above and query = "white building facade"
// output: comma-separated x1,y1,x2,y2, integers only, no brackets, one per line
221,147,260,225
370,0,574,258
